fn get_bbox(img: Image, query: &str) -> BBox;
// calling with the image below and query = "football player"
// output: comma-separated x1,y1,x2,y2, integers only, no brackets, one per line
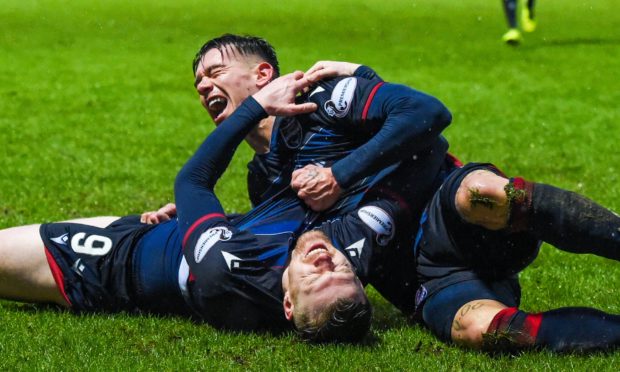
0,35,452,343
501,0,537,44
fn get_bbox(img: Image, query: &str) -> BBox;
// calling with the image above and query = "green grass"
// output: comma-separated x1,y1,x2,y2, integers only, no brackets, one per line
1,0,620,369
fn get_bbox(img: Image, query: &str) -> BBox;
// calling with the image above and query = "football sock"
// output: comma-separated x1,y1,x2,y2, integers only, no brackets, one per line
521,0,537,32
502,0,518,28
527,0,536,18
507,179,620,260
485,307,620,352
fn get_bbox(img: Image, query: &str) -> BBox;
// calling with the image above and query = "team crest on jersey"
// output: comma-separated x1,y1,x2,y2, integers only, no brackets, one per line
194,227,232,263
324,77,356,118
357,206,394,246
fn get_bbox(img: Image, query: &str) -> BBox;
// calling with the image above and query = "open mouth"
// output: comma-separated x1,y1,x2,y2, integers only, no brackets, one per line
304,242,329,259
207,96,227,123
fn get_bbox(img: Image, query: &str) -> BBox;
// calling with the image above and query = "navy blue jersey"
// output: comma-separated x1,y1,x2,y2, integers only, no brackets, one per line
173,95,424,330
247,65,384,206
247,66,451,208
180,190,410,331
172,66,453,330
172,98,303,330
179,190,310,331
40,72,449,329
315,197,419,314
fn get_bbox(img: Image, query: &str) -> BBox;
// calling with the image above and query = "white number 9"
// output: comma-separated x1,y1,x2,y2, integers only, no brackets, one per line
70,232,113,256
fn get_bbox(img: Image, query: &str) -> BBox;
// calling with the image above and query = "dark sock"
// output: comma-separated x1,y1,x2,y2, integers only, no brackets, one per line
508,179,620,261
486,307,620,352
527,0,536,18
502,0,518,28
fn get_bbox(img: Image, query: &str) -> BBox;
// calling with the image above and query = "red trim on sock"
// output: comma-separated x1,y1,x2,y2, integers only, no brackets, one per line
487,307,542,347
512,177,525,190
43,247,72,306
524,312,543,341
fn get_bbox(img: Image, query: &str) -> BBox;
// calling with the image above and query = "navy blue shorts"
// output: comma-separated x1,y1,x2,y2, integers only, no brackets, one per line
41,216,153,311
41,216,187,314
413,163,541,341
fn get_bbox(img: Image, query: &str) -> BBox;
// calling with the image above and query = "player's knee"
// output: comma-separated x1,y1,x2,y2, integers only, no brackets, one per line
451,300,508,349
455,170,510,230
452,316,489,347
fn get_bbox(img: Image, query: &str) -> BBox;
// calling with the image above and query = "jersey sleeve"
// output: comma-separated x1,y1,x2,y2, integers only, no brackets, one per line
353,65,383,83
174,97,282,328
175,96,267,247
303,77,452,189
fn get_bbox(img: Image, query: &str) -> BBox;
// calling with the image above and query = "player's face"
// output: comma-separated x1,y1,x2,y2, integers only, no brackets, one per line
194,46,261,125
282,230,365,320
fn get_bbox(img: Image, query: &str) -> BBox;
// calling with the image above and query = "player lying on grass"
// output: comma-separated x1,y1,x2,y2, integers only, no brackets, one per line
146,33,455,338
146,34,620,352
0,70,376,339
0,35,452,342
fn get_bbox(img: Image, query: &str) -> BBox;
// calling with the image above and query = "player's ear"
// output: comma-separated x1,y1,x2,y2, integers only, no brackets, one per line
283,291,294,321
255,62,275,88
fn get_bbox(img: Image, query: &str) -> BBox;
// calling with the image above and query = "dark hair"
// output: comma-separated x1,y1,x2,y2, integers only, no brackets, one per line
295,297,373,343
192,34,280,77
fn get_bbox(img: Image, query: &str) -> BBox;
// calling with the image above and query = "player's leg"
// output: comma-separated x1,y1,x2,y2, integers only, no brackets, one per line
483,306,620,352
455,169,620,261
0,217,118,306
0,224,68,305
439,281,620,352
501,0,522,44
521,0,537,32
502,0,518,28
420,278,520,347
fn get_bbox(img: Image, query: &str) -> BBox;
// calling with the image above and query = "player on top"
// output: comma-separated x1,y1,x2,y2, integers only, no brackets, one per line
0,35,452,342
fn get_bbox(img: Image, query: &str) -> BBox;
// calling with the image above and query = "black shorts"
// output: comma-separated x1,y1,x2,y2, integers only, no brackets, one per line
413,163,541,340
41,215,154,312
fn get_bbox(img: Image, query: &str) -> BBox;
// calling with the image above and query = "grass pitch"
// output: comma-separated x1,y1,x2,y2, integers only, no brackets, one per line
1,0,619,369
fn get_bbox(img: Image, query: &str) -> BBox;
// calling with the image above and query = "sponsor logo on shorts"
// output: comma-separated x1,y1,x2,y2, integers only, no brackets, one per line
324,77,356,118
357,206,395,246
51,233,69,246
71,258,86,276
345,238,365,258
194,227,232,263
